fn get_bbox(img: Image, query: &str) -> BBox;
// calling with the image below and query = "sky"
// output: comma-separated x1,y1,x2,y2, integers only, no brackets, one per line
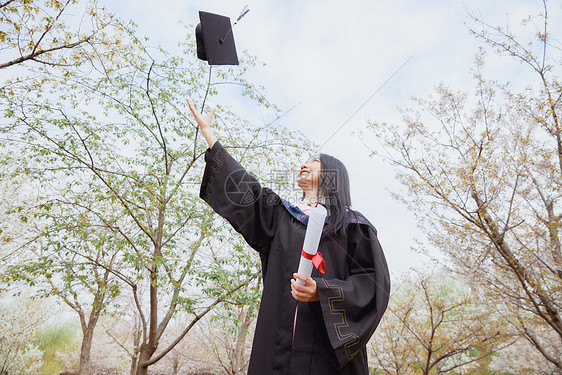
100,0,560,275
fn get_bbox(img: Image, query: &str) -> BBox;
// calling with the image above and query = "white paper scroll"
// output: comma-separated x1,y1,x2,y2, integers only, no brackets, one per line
296,204,327,285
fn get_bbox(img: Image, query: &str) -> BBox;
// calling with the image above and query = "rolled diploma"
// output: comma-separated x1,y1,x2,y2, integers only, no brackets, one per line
296,204,327,285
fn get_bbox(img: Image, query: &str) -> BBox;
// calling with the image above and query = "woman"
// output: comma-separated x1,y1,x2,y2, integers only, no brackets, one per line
188,100,390,375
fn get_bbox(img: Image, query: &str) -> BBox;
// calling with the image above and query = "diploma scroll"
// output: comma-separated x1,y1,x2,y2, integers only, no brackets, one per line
296,204,327,285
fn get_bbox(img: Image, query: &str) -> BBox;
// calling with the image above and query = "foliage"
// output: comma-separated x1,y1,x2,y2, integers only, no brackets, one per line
0,296,45,375
366,2,562,372
0,4,313,373
0,0,121,70
368,270,509,375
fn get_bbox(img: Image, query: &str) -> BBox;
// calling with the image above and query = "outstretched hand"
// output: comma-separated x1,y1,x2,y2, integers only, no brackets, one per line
291,273,319,302
186,99,217,148
187,99,216,131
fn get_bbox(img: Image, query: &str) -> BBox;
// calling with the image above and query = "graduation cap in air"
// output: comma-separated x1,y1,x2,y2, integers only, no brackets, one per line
196,7,249,66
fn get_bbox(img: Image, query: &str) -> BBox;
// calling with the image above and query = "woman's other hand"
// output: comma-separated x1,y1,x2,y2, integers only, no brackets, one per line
291,273,319,302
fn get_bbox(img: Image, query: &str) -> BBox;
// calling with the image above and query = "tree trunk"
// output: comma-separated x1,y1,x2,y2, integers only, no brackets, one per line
78,277,107,375
79,323,96,375
233,309,252,375
136,265,159,375
136,351,150,375
129,320,142,375
136,338,160,375
129,358,138,375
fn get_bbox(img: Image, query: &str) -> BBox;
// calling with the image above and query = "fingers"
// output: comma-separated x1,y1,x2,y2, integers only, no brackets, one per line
186,99,216,118
186,99,196,115
293,273,315,287
291,279,307,301
290,279,304,294
291,274,318,302
290,282,314,301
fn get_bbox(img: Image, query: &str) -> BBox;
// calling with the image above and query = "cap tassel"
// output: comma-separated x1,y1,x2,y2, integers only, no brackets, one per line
220,5,250,44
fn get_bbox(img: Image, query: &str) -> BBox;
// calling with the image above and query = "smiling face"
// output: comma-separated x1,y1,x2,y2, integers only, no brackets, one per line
297,156,321,194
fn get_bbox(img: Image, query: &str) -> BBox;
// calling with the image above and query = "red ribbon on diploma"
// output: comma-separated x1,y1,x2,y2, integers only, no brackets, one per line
301,249,327,274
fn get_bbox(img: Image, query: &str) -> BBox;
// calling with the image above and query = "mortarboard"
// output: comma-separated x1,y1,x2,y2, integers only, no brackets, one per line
196,11,239,66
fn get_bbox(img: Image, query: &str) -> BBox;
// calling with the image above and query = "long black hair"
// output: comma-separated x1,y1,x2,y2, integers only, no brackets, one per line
318,154,352,235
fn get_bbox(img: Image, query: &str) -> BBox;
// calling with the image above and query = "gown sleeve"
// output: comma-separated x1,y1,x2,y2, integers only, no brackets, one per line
313,223,391,369
199,141,282,253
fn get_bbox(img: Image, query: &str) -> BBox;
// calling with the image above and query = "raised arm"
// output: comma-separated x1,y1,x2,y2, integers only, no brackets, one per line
189,99,283,254
187,99,217,149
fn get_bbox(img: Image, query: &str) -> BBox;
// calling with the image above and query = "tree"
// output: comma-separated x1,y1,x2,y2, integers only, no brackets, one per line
0,296,44,374
366,2,562,372
1,151,127,374
198,273,261,375
0,150,35,279
369,271,508,375
100,205,265,375
1,14,312,375
0,0,120,70
3,194,125,375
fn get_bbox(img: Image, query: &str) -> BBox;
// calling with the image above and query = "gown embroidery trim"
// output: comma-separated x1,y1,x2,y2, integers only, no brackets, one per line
202,148,228,202
280,198,377,232
321,278,362,361
281,199,310,225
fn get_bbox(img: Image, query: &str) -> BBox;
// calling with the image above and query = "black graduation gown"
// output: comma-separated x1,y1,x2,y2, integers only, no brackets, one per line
200,142,391,375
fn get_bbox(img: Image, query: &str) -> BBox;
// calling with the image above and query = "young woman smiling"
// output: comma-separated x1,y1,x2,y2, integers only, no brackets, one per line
188,99,390,375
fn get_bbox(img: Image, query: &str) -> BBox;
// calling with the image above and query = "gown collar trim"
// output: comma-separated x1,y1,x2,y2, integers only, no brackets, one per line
280,198,377,233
